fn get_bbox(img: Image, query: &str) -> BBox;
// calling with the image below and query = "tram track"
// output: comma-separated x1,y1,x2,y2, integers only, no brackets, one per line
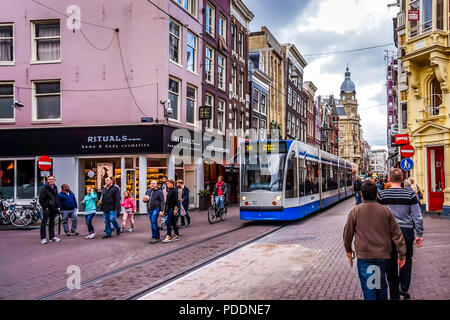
33,221,289,300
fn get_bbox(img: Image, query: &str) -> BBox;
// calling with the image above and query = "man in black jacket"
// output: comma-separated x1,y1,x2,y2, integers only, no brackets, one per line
38,176,61,244
143,180,165,244
354,177,363,205
177,180,191,228
99,177,121,238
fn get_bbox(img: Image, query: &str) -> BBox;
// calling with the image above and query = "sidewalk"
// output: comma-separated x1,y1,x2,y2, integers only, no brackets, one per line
141,198,450,300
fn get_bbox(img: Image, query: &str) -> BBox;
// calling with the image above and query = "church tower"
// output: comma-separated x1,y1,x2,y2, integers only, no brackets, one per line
337,66,362,173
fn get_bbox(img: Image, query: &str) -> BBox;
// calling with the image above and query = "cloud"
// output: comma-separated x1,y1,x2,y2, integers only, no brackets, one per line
245,0,398,148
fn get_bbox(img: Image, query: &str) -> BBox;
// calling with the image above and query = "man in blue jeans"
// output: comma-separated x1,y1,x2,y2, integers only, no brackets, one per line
143,180,165,244
99,177,121,238
344,181,406,300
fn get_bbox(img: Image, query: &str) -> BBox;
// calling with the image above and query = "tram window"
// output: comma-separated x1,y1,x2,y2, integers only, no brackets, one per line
305,160,319,194
285,156,298,198
329,165,338,190
298,159,305,197
346,170,352,187
322,164,328,192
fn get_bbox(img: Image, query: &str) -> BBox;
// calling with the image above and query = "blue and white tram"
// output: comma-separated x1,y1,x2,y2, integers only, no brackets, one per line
239,140,357,221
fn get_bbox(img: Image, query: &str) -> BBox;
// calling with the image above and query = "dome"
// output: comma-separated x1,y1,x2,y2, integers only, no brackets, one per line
340,67,356,94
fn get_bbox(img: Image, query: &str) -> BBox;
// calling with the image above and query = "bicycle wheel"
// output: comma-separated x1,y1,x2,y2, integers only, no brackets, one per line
207,206,217,224
219,207,227,221
10,209,33,227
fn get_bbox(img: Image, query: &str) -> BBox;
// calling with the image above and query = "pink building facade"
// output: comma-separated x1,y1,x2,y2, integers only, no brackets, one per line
0,0,206,212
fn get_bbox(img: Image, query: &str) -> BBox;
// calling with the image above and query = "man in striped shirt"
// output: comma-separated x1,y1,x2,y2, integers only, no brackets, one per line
377,168,424,300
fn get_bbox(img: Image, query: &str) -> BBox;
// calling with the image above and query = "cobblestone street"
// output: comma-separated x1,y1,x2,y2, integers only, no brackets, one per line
141,198,450,300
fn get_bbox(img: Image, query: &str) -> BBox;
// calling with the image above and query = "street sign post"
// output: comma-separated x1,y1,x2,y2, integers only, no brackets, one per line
400,144,415,158
37,155,52,171
400,158,414,171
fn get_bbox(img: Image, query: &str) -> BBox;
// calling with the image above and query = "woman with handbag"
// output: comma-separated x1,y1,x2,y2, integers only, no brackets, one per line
162,180,180,243
409,177,423,201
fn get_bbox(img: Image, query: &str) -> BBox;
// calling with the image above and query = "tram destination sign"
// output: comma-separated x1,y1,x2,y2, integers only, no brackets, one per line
244,141,287,153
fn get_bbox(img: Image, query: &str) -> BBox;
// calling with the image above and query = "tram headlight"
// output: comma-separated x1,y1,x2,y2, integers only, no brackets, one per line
275,195,281,201
241,196,247,201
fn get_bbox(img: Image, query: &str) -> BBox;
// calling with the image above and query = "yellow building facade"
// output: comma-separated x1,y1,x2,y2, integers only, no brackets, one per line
249,27,285,138
400,0,450,214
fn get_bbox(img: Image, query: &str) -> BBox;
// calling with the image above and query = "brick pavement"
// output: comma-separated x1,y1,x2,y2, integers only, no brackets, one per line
141,198,450,300
0,206,280,300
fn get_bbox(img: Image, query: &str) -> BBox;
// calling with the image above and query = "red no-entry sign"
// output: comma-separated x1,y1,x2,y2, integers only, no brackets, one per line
401,145,415,158
37,155,52,171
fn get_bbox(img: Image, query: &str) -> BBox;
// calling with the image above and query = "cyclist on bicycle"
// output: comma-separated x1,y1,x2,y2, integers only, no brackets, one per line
212,176,227,213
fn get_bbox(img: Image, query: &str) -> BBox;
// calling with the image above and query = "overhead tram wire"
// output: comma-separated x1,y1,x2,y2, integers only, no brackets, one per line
303,43,395,58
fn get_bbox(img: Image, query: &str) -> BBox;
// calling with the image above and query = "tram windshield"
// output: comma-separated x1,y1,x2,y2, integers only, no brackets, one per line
241,142,287,192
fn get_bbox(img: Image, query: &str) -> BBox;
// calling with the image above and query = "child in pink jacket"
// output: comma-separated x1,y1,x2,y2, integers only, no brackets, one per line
120,191,136,232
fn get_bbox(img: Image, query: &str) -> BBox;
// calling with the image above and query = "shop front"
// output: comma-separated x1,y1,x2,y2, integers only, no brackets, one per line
0,125,204,213
411,122,450,215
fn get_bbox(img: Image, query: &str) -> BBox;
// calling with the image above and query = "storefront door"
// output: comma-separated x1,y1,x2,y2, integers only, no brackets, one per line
126,169,136,199
427,146,445,211
185,170,196,208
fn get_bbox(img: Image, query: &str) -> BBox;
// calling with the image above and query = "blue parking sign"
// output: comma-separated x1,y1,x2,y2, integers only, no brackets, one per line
400,158,414,171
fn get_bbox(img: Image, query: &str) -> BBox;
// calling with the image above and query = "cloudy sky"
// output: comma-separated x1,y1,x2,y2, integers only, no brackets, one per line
245,0,398,150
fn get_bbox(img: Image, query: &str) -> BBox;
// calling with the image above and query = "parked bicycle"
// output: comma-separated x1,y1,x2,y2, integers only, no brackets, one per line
207,195,227,224
9,197,61,228
0,195,16,225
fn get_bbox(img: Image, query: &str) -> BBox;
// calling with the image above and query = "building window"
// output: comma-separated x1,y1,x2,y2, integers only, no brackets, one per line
231,24,236,51
252,88,259,112
297,95,301,113
186,31,197,72
409,0,432,37
238,32,243,56
288,87,292,106
296,119,300,140
401,103,407,129
33,80,61,120
205,93,214,129
168,78,180,121
240,112,244,134
0,24,13,64
260,119,266,139
429,77,442,115
293,91,297,111
218,99,225,133
205,46,214,84
186,85,196,124
239,72,244,98
0,83,14,121
169,19,181,64
218,14,226,40
231,67,237,94
173,0,197,17
32,20,60,62
287,113,291,135
205,3,215,37
260,93,267,115
218,54,226,91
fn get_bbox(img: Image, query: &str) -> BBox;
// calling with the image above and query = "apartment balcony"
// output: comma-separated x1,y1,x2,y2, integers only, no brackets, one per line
396,12,406,30
419,104,448,123
401,27,448,65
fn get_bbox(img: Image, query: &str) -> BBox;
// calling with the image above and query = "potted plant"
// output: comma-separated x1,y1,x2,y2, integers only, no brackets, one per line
198,189,210,210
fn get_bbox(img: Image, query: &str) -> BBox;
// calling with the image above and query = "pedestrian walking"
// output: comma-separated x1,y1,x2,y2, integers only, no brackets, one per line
58,184,79,236
213,176,228,212
377,168,424,300
177,180,191,228
161,176,168,202
99,176,122,238
120,191,136,232
377,178,385,191
344,181,406,300
81,187,97,239
408,177,423,202
353,177,362,205
162,179,180,243
143,180,165,244
38,176,61,244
